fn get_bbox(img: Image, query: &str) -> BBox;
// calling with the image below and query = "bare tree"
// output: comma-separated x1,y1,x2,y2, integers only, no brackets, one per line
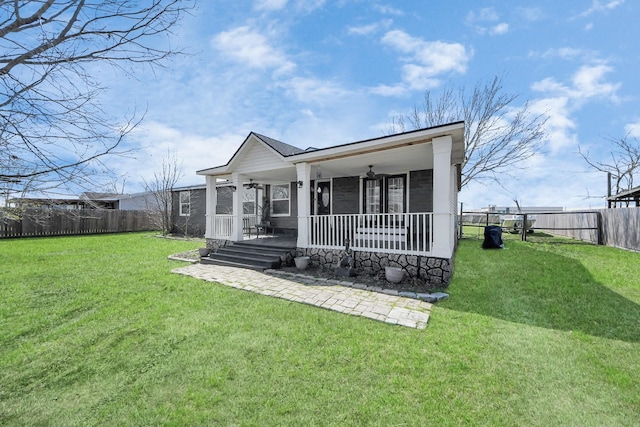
0,0,193,192
579,133,640,196
389,75,548,188
143,151,182,235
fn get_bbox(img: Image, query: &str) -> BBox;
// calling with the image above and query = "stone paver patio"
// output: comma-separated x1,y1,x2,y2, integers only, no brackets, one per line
172,264,432,329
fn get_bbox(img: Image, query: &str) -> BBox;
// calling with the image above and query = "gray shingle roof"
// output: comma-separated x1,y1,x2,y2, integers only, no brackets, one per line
253,133,306,157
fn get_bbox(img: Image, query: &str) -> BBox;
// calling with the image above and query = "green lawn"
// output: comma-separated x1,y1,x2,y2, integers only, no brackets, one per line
1,232,639,426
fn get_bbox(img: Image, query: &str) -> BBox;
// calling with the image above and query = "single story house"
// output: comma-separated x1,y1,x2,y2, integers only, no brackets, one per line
197,121,465,285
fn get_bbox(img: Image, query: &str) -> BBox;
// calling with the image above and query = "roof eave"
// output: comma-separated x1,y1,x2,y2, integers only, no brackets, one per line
287,121,465,164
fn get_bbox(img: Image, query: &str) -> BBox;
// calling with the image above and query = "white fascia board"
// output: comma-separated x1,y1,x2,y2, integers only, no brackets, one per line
289,122,464,164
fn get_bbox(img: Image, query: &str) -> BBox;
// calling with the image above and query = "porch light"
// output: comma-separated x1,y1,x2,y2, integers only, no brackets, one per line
317,186,322,193
297,180,304,188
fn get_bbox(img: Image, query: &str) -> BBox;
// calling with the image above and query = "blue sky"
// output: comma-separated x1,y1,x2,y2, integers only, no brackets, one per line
104,0,640,209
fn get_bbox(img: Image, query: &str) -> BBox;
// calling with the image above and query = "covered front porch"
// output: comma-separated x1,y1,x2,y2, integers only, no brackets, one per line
198,123,464,284
211,212,433,255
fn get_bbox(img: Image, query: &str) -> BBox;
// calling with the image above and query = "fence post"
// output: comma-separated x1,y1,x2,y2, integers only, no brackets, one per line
521,214,527,241
596,211,604,245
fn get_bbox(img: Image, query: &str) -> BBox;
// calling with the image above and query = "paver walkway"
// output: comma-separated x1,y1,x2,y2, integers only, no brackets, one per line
172,264,432,329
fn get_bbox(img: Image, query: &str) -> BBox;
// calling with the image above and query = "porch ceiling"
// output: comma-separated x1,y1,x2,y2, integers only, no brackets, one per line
308,143,434,179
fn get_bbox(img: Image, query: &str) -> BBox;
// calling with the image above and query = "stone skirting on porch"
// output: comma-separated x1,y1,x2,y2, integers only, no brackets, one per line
205,238,228,252
296,247,453,287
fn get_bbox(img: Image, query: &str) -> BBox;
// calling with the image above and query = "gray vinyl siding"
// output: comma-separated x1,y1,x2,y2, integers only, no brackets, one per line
171,188,207,237
269,182,297,232
409,169,433,213
332,176,360,214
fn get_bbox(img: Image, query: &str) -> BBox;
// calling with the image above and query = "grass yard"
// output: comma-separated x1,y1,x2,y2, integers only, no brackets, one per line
1,232,639,425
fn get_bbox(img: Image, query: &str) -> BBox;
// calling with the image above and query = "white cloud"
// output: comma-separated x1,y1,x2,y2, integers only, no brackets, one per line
347,19,392,36
534,47,586,60
108,122,247,192
281,76,352,104
532,64,620,104
528,96,577,152
212,26,296,75
467,7,499,23
374,30,469,96
295,0,326,13
370,83,408,97
374,4,405,16
465,7,509,35
571,64,620,101
527,63,621,154
579,0,625,17
490,23,509,35
254,0,288,11
624,122,640,138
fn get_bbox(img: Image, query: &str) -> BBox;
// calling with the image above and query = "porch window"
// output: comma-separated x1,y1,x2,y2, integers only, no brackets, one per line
243,187,256,215
387,176,405,213
271,183,290,216
179,191,190,216
363,175,406,214
364,179,381,214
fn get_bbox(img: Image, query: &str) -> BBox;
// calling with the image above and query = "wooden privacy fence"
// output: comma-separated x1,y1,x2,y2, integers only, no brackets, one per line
0,209,159,238
564,208,640,251
526,212,602,244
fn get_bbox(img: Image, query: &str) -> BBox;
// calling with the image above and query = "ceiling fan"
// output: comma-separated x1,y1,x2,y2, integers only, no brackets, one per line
366,165,389,180
244,179,263,190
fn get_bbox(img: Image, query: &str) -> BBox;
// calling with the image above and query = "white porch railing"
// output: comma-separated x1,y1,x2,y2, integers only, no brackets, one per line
304,213,433,256
211,214,258,239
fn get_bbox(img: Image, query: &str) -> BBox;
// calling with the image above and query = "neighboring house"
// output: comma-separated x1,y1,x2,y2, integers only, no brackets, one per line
9,192,122,210
196,122,465,285
8,197,86,210
118,191,159,211
79,192,121,209
170,184,207,237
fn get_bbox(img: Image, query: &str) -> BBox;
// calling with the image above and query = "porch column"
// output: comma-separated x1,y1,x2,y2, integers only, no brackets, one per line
431,135,454,258
231,172,244,241
205,175,217,239
296,162,312,247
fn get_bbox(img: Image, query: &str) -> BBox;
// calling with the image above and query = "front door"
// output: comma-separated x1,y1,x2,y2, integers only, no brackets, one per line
317,181,331,215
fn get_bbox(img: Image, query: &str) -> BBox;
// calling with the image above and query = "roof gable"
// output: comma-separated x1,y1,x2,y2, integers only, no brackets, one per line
197,132,296,176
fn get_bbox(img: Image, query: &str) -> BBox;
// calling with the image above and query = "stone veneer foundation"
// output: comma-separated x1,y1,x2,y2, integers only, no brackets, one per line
296,247,453,287
205,238,228,252
205,238,452,287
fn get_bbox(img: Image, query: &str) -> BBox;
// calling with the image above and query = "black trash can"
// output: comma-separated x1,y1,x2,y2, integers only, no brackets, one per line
482,225,504,249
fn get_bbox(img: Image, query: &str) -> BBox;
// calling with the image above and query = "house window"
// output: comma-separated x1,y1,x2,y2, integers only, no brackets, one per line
364,179,381,214
271,183,290,216
179,191,190,216
387,176,405,213
363,175,406,214
243,187,256,215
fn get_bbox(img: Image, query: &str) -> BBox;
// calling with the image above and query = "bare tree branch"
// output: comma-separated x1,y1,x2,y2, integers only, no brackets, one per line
0,0,193,194
389,75,548,188
579,133,640,194
142,150,182,235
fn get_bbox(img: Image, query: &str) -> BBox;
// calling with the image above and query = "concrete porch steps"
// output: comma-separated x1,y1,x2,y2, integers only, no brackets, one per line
201,239,296,271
